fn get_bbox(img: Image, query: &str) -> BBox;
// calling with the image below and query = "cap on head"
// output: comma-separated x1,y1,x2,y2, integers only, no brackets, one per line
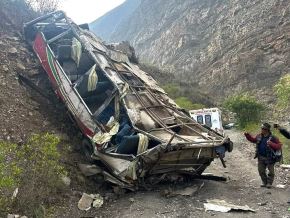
261,123,271,130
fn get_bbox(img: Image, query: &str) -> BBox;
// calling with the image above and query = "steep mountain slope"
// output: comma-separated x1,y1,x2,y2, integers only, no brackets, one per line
0,0,63,143
91,0,290,103
90,0,141,40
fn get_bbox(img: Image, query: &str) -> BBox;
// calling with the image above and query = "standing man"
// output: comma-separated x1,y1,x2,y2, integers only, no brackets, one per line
274,124,290,203
244,123,282,188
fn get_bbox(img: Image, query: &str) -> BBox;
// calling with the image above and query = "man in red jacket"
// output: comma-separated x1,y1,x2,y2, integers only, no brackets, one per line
244,123,282,188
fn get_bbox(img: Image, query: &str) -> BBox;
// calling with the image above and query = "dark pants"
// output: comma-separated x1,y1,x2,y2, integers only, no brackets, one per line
115,124,139,154
258,156,275,185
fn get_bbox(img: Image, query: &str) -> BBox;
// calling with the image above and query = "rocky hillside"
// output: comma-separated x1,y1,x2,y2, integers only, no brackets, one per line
91,0,290,104
0,2,97,217
0,0,63,143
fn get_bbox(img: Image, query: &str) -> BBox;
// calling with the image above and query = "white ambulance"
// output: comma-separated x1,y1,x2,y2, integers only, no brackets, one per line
189,108,224,135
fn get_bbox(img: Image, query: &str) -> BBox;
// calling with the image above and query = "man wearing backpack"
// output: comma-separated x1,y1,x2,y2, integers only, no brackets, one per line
244,123,282,188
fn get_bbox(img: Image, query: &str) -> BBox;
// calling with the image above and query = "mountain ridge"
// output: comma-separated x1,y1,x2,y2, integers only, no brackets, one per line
90,0,290,104
90,0,141,40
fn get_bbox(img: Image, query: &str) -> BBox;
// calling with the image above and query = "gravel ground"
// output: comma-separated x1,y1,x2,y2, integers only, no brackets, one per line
51,129,290,218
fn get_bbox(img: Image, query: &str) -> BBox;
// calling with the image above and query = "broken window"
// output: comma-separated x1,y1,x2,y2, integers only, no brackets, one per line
205,115,212,127
197,115,204,124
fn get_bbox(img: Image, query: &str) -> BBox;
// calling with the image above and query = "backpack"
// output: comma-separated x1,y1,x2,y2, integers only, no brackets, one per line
269,147,282,163
268,135,283,163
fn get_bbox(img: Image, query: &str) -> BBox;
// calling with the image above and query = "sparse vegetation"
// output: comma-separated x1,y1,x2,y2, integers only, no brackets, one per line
162,83,206,110
0,142,22,214
274,74,290,109
140,63,214,106
175,97,205,110
243,122,260,133
0,134,67,217
162,83,180,99
223,93,265,128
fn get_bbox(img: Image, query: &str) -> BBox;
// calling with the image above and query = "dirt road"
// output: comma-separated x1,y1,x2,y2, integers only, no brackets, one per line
55,130,290,218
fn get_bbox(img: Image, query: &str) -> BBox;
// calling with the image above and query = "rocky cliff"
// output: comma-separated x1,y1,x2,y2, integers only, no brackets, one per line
91,0,290,104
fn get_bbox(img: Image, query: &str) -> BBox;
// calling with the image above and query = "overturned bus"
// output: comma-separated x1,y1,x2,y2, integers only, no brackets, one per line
23,11,233,190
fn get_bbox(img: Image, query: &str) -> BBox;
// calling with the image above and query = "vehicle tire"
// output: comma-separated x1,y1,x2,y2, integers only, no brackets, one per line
81,138,95,163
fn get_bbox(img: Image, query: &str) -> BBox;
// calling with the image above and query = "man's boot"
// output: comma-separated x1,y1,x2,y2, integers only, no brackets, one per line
260,178,267,187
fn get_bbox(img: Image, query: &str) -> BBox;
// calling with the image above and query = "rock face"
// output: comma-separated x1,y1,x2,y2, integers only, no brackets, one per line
0,0,72,143
90,0,290,103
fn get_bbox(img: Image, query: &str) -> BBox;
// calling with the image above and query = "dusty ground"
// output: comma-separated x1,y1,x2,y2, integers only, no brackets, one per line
53,130,290,218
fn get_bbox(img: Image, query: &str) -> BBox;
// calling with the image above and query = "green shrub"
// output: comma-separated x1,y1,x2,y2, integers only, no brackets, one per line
17,133,67,215
223,93,265,128
162,84,180,99
191,103,206,110
274,74,290,109
175,97,194,110
162,83,206,110
0,142,22,214
175,97,205,110
243,122,260,133
0,133,67,217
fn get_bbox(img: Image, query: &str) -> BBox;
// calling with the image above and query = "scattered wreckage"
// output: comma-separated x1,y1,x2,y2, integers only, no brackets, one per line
23,11,233,190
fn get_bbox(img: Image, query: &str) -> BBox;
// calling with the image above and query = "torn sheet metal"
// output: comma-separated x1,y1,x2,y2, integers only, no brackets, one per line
107,49,129,63
204,199,255,213
93,122,120,144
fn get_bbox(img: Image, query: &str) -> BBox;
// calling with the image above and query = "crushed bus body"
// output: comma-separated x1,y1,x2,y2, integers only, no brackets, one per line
23,11,233,190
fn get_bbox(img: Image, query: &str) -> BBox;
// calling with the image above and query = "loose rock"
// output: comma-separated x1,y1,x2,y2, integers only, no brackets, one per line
17,62,26,70
61,176,71,187
258,202,267,206
78,163,102,176
78,193,104,211
8,47,17,54
2,65,9,72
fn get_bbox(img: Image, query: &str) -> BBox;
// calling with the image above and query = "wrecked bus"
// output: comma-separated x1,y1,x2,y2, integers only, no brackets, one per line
23,11,233,189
